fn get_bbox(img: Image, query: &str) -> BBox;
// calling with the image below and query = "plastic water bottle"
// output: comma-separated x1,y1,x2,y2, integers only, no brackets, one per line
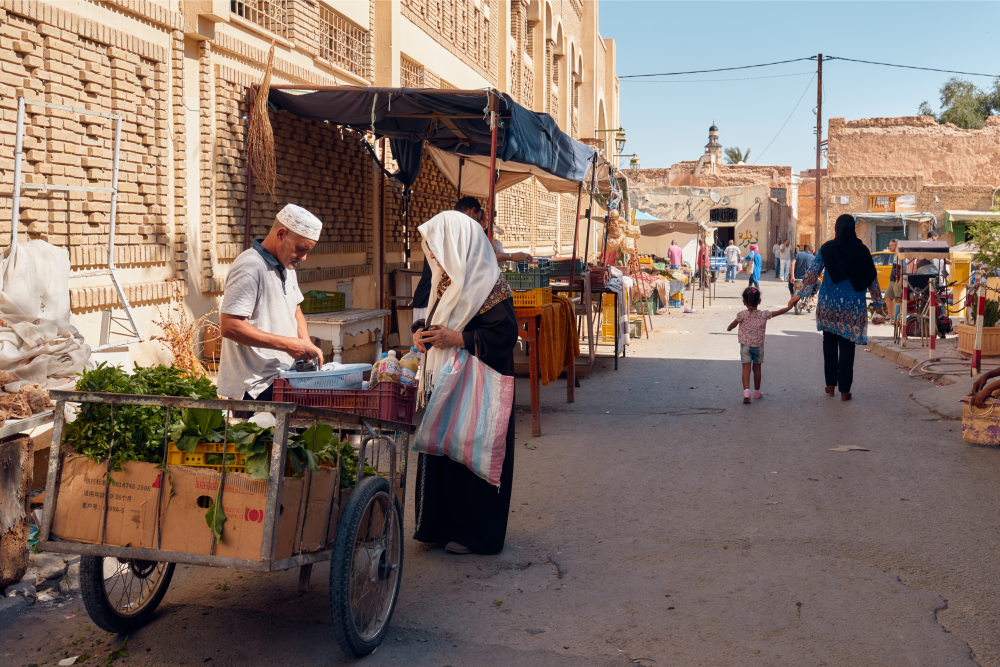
398,347,421,387
379,350,402,384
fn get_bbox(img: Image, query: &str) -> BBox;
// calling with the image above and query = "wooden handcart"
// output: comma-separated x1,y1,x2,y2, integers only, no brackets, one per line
38,390,416,658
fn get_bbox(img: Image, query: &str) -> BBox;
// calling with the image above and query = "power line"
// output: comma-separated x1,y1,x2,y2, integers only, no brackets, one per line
826,56,997,78
623,71,814,84
619,57,816,79
753,73,816,165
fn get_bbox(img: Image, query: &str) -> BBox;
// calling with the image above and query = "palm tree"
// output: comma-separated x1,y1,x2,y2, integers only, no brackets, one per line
724,147,750,165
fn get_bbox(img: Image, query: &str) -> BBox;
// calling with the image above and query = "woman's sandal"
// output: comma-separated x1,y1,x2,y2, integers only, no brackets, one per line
825,385,836,396
841,392,852,401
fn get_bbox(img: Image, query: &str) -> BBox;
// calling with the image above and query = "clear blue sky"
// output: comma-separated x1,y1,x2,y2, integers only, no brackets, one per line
599,1,999,172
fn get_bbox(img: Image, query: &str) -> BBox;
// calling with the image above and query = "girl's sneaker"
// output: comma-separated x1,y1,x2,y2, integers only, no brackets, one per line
753,391,763,400
743,390,751,404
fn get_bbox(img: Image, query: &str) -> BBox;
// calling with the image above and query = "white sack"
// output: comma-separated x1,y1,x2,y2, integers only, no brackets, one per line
0,241,91,388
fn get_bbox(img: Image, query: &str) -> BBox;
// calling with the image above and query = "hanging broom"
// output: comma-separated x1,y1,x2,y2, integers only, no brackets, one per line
246,41,277,202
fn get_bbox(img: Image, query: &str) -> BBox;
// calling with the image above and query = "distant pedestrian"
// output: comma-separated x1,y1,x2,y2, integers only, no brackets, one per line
667,239,683,269
779,240,792,281
696,239,710,287
727,286,793,403
773,240,782,278
883,238,901,322
788,215,886,401
743,244,762,289
788,243,816,297
724,239,741,282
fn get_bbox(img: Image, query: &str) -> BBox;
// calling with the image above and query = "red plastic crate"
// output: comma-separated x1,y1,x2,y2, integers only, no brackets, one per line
272,379,417,424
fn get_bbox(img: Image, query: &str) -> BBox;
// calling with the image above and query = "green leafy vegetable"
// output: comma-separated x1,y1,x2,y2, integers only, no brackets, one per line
205,483,225,541
230,422,274,480
170,408,224,453
62,363,218,471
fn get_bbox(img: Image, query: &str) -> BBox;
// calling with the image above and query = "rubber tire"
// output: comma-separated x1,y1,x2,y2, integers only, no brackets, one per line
330,475,403,658
80,556,175,633
794,301,804,315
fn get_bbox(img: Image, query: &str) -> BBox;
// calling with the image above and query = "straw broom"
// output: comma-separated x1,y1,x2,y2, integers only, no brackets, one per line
246,41,277,202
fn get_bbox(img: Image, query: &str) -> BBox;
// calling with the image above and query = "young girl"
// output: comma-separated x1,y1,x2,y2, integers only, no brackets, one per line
727,286,793,403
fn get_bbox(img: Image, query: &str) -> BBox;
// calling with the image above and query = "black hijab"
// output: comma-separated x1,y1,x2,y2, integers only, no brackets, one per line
820,214,878,292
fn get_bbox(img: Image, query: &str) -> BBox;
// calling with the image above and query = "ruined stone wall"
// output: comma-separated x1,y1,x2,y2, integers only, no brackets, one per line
828,115,1000,186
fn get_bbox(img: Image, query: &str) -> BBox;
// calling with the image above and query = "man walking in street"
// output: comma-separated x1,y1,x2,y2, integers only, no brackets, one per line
788,243,816,298
667,239,683,269
773,239,782,278
725,239,741,282
697,239,710,288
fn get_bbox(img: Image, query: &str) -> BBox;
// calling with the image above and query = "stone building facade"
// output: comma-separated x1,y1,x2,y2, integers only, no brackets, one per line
822,115,1000,250
0,0,619,367
629,124,795,267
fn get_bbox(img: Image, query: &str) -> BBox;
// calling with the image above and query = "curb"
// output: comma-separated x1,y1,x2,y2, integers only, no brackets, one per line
869,341,961,386
0,596,26,634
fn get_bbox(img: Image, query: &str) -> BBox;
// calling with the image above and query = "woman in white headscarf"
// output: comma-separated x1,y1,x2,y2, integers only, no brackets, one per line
411,210,519,555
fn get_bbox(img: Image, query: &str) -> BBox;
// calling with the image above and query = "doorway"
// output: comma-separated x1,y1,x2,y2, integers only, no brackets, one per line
713,226,735,253
875,225,904,251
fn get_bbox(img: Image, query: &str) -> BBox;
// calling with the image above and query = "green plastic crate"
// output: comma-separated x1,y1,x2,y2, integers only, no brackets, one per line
633,292,661,315
301,291,346,314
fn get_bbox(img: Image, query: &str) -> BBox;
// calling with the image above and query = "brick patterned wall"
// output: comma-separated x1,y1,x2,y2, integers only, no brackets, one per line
170,29,187,279
199,41,217,292
0,5,171,262
400,0,499,85
212,69,375,287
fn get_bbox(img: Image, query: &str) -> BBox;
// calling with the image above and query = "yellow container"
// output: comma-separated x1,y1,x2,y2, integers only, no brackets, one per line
512,288,553,308
166,442,246,474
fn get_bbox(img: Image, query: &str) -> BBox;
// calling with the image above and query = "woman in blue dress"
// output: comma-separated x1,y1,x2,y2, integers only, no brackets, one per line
788,215,885,401
743,243,762,289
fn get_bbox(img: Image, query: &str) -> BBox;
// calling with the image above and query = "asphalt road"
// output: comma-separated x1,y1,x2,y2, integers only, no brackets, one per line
4,276,1000,666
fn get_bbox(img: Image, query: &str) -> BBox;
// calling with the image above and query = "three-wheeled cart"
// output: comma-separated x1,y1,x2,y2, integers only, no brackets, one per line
37,390,415,658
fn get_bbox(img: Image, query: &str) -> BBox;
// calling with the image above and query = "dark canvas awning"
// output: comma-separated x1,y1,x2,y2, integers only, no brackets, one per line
267,87,596,194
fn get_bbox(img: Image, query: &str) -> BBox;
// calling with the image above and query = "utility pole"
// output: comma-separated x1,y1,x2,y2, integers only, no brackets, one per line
815,53,823,245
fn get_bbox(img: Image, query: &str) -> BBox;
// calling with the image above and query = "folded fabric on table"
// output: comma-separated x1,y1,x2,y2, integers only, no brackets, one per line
513,294,580,386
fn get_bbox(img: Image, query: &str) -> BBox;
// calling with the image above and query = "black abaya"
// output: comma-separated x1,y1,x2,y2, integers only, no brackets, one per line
412,298,518,554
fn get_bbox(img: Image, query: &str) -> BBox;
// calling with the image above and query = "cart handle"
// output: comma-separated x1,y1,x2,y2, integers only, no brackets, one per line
49,390,297,414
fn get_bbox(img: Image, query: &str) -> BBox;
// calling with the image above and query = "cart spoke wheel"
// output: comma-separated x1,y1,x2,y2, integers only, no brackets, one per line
330,475,403,657
80,556,174,633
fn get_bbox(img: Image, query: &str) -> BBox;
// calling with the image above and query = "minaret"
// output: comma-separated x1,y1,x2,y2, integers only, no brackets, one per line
705,123,721,156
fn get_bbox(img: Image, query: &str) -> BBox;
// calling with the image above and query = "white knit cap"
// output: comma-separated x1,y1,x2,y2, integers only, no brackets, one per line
276,204,323,241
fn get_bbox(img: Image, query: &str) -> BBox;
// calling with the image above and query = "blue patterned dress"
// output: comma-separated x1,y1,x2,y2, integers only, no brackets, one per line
796,249,884,345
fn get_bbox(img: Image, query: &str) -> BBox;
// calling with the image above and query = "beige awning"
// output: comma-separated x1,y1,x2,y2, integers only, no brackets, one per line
945,210,1000,223
425,145,585,196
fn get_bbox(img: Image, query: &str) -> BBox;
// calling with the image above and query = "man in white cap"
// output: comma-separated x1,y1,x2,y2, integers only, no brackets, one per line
218,204,325,402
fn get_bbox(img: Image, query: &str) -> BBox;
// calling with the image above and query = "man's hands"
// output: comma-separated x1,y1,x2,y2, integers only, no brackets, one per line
413,326,464,353
285,336,324,365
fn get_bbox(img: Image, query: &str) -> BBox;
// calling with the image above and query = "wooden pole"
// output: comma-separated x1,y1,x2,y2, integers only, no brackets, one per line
378,137,386,310
243,89,255,250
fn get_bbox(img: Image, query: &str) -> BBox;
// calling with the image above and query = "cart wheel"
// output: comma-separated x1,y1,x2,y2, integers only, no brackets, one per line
794,301,804,315
329,475,403,657
80,556,174,633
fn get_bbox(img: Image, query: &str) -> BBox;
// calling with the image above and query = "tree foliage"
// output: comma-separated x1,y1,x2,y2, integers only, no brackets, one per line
724,146,750,164
918,77,1000,130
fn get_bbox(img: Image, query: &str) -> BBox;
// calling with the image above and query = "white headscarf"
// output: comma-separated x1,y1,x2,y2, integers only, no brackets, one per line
418,211,500,394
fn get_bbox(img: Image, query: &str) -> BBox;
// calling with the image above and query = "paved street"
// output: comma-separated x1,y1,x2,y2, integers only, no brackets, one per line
4,276,1000,666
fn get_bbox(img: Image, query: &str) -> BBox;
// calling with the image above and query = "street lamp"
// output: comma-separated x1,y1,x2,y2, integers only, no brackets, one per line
629,154,640,175
615,129,626,156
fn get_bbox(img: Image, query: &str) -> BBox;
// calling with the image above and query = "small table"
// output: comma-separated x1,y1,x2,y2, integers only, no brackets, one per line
304,309,391,364
515,304,577,437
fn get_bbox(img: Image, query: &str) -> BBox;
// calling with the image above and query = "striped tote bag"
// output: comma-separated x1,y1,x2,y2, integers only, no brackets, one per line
413,348,514,487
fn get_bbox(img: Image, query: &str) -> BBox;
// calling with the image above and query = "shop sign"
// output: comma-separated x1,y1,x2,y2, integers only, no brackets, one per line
770,188,787,200
869,194,898,212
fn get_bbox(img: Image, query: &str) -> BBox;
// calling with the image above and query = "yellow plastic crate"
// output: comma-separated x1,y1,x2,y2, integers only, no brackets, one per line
512,287,553,308
167,442,246,474
599,322,617,344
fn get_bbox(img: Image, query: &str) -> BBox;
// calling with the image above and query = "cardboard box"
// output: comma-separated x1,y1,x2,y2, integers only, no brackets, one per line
51,454,162,548
158,466,302,561
295,467,339,553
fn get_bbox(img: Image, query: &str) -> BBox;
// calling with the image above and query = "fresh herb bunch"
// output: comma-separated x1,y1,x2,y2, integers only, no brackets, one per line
63,363,218,471
289,424,376,488
230,421,274,479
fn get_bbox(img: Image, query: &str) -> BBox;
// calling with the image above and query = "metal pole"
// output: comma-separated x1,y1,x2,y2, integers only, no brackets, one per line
901,260,909,348
486,90,498,242
583,155,597,265
929,277,936,357
11,96,24,247
815,54,823,246
974,275,985,375
457,157,464,200
243,91,255,250
568,181,583,302
108,114,122,271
